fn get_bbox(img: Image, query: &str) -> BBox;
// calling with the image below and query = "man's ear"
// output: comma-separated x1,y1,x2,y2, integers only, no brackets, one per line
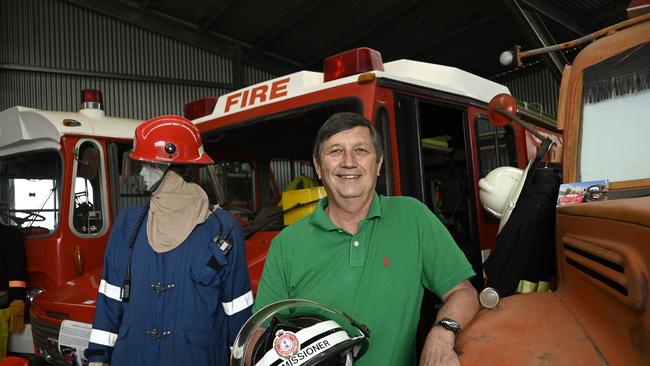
376,155,384,176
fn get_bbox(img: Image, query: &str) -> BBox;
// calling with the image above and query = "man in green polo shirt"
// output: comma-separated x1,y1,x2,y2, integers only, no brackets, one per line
254,112,479,365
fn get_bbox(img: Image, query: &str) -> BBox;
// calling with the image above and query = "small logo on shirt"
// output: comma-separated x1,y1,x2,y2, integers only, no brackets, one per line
274,330,300,358
384,256,389,267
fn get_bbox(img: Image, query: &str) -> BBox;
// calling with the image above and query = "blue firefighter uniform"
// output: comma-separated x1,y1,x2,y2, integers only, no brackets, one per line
85,205,253,365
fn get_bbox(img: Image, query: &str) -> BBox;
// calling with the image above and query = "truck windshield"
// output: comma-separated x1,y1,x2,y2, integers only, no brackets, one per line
579,42,650,182
0,150,62,234
199,162,254,214
198,158,317,226
199,99,361,231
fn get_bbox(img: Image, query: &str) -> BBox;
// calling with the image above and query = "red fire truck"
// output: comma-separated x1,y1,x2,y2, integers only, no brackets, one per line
0,92,144,360
189,46,563,289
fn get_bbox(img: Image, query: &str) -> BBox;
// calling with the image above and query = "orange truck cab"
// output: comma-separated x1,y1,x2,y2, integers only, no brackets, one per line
457,9,650,366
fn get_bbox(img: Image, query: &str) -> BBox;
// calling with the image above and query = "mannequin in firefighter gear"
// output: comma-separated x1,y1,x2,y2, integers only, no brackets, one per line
85,116,253,366
0,208,28,360
479,139,560,297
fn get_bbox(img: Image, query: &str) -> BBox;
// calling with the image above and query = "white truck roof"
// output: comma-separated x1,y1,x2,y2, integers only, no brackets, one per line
194,59,510,122
380,59,510,104
0,106,141,157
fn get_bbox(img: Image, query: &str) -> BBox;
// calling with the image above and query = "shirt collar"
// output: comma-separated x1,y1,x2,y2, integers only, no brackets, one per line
310,193,382,231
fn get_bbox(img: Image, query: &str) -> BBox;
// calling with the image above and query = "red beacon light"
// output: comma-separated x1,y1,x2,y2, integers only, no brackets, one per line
79,89,104,110
184,96,218,120
323,47,384,82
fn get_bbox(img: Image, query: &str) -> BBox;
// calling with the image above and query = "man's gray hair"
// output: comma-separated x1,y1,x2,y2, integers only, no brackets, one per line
312,112,383,164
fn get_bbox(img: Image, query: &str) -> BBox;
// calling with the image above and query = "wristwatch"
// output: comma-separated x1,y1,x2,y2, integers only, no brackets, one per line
435,317,461,335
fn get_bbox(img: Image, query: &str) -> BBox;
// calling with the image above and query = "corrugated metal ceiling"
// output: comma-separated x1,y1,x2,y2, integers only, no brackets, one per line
61,0,631,81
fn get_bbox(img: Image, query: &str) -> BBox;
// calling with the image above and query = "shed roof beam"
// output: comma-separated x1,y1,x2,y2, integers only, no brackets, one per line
601,0,633,25
197,0,234,31
252,0,327,49
504,0,566,83
61,0,299,74
519,0,592,36
302,0,423,68
391,9,503,61
140,0,153,10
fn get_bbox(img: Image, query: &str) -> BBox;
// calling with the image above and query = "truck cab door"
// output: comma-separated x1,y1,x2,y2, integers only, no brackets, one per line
69,138,110,275
393,93,483,282
466,107,519,255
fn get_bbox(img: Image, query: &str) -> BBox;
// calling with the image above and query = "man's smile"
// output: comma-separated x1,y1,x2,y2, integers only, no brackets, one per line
336,174,361,180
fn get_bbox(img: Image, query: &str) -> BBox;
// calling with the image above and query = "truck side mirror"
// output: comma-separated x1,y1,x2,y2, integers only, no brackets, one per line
486,93,518,127
486,93,548,144
487,93,556,163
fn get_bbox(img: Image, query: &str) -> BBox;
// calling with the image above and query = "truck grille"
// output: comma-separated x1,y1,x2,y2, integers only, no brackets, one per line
30,316,72,366
562,237,627,296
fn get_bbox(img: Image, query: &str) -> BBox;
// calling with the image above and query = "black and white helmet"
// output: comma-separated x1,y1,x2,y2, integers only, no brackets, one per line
231,299,370,366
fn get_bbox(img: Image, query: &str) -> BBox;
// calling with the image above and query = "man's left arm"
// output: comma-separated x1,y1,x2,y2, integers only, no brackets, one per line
419,280,478,366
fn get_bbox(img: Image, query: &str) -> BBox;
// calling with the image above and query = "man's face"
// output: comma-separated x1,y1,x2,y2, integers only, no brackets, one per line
314,126,382,206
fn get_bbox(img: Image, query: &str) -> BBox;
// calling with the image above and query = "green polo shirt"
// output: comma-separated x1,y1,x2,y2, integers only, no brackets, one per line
254,194,475,366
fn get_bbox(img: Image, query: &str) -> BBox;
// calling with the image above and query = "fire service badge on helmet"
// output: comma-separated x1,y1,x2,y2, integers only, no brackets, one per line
274,330,300,358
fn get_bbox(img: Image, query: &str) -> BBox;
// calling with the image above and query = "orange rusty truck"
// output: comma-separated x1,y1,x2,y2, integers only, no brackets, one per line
457,7,650,366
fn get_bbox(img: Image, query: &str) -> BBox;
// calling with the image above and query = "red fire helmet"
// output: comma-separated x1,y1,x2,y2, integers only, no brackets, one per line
130,115,214,164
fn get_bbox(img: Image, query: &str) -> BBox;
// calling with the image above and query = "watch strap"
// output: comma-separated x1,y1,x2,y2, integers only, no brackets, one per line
435,317,461,335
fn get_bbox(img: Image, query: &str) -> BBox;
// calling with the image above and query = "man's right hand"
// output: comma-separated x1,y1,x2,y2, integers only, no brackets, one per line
419,326,459,366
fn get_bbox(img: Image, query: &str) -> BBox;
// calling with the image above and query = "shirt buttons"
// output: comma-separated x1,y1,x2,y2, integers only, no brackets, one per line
353,241,359,247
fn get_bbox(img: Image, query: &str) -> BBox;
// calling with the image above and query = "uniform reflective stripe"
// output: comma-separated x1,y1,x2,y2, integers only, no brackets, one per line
8,280,27,288
222,290,253,315
89,329,118,347
99,279,122,301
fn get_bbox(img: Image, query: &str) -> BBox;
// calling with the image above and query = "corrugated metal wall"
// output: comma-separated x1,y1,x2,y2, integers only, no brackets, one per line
1,0,559,121
0,0,276,119
244,65,278,87
271,160,317,192
0,71,231,120
502,67,559,118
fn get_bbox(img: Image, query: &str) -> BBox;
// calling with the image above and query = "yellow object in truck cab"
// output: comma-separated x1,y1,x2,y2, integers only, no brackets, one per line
281,186,327,225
